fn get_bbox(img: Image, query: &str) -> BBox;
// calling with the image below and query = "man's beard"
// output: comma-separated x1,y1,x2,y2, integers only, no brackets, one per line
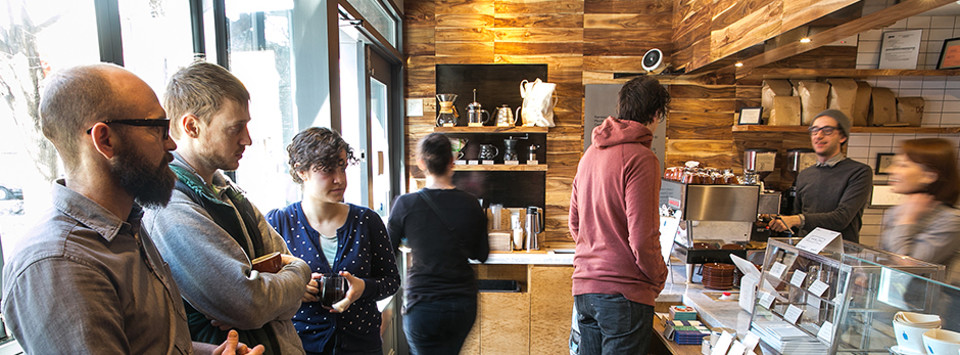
110,147,176,208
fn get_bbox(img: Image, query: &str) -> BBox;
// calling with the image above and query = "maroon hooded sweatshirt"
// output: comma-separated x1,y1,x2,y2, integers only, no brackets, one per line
569,116,667,306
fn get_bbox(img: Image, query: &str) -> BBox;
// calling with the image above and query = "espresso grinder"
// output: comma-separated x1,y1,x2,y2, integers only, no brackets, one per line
782,148,817,215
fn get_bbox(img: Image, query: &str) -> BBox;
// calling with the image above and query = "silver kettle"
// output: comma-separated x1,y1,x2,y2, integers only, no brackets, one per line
524,206,544,251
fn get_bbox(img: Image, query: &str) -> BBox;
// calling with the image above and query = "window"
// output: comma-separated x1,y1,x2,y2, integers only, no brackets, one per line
119,0,197,94
0,0,99,257
225,1,300,211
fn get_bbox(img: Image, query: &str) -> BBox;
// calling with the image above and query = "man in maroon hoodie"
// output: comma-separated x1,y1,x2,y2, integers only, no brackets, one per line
569,76,670,354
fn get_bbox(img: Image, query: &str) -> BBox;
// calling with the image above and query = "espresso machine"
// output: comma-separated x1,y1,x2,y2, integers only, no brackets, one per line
659,179,759,281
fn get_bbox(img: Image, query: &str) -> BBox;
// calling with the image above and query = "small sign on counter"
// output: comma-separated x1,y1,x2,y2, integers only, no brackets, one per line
795,227,842,255
784,305,804,324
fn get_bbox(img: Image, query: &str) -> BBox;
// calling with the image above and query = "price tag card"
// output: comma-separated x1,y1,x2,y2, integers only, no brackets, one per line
785,305,803,324
455,160,467,165
759,291,775,309
742,332,761,354
807,296,821,309
790,270,807,288
795,227,842,254
504,160,519,165
817,321,835,343
481,160,495,165
726,340,746,355
467,160,479,165
710,331,735,355
809,280,829,297
768,262,788,279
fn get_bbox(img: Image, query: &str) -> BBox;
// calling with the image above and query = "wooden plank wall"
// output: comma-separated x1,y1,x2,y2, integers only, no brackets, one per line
671,0,857,72
403,0,857,247
404,0,673,248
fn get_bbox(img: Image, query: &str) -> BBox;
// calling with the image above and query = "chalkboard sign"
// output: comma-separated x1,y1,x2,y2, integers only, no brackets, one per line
436,64,548,126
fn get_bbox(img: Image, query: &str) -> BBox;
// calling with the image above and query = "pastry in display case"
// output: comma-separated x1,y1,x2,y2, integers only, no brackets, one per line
750,237,959,354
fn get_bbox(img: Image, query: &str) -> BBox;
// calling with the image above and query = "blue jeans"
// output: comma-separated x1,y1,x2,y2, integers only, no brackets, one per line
574,293,654,355
403,296,477,355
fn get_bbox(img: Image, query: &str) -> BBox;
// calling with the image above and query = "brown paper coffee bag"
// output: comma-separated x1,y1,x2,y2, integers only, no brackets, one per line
762,80,794,119
770,96,801,126
827,78,858,121
798,81,830,125
869,87,897,126
852,81,872,126
897,97,925,127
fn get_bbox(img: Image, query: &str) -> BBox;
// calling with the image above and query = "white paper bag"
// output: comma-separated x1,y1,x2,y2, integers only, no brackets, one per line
519,78,557,127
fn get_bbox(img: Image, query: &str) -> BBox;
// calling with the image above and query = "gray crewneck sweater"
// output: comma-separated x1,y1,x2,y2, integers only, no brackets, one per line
794,157,873,242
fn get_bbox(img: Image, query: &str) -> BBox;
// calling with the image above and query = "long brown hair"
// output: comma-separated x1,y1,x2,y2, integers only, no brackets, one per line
901,138,960,206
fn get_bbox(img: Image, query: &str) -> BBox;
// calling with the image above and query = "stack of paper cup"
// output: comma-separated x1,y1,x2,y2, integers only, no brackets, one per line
893,311,941,354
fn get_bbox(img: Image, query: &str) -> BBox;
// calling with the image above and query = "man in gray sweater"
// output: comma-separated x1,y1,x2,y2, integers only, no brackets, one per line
769,109,873,242
143,62,311,354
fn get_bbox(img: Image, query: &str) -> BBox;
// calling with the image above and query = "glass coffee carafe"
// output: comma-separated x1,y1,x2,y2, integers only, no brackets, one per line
436,93,459,127
478,144,499,161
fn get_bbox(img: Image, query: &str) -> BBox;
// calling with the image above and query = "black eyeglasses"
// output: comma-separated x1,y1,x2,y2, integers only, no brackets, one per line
86,119,171,139
808,126,838,136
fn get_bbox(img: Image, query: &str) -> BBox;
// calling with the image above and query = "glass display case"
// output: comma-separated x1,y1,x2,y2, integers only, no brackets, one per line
750,237,958,354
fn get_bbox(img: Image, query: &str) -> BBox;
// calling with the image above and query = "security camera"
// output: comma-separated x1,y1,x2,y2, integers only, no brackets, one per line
642,48,668,74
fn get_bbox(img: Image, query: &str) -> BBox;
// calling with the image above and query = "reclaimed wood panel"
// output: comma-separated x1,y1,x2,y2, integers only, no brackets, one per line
583,56,646,72
435,42,495,57
709,2,782,61
665,139,736,168
583,13,671,29
669,98,737,113
437,27,496,42
530,266,575,355
495,0,583,13
436,13,495,27
405,27,436,56
781,0,858,31
585,0,670,13
495,42,584,55
493,28,583,42
669,85,736,99
667,112,735,140
436,0,495,15
494,13,583,28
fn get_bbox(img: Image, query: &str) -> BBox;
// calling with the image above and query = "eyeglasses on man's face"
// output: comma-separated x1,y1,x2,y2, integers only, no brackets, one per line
808,125,838,136
86,119,171,139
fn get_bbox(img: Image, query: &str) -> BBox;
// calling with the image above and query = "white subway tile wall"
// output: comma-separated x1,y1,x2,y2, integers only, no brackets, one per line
842,1,960,248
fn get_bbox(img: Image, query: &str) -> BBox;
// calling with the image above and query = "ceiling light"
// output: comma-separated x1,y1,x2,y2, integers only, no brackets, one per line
735,62,744,67
800,37,812,43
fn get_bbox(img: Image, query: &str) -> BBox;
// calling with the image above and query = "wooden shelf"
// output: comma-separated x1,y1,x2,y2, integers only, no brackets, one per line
736,68,960,80
434,126,548,133
732,125,960,134
452,164,548,171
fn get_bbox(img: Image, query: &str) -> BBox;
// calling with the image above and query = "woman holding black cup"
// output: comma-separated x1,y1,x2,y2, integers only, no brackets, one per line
880,138,960,330
388,133,490,354
266,127,400,354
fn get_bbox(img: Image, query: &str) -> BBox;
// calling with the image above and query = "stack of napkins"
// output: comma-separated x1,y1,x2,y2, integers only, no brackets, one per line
751,321,827,353
669,305,698,321
664,320,710,345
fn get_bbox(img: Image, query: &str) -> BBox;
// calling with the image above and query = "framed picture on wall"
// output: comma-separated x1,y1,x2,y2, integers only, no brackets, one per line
875,153,895,175
738,107,763,125
937,37,960,70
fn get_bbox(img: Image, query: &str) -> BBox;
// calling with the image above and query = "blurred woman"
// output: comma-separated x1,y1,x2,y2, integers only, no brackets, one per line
880,138,960,329
388,133,489,355
266,127,400,355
